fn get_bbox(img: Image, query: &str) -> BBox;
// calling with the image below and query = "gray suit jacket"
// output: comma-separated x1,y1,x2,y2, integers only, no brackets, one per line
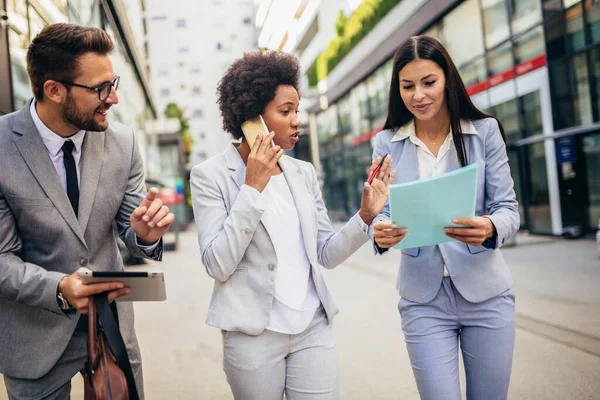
369,117,519,304
190,144,369,335
0,100,161,384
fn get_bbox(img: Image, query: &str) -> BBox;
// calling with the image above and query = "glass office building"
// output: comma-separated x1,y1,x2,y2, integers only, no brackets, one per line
310,0,600,236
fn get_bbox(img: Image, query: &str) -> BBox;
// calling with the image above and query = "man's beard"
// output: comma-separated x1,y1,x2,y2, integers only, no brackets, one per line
62,94,109,132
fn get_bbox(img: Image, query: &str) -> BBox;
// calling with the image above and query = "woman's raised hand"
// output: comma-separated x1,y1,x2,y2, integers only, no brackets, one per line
244,132,283,192
358,155,396,225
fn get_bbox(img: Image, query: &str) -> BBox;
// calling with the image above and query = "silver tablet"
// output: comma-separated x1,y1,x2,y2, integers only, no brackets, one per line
78,271,167,301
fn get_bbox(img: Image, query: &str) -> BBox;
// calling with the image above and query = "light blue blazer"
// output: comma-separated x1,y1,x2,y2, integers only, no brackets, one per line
369,117,519,304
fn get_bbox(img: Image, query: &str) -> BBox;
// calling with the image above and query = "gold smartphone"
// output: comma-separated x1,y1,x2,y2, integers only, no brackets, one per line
241,115,270,148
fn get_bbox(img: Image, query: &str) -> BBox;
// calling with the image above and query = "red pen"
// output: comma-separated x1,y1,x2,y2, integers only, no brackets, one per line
367,153,388,184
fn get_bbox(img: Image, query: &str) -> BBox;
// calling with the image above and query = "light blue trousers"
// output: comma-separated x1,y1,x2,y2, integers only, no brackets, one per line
399,277,516,400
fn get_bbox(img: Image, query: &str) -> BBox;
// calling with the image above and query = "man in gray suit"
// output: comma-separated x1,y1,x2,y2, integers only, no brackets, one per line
0,23,174,399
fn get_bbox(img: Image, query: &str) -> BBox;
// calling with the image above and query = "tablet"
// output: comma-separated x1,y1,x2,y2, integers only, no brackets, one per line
78,271,167,301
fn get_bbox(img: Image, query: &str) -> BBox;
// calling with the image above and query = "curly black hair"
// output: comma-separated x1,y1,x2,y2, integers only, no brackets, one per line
217,50,300,139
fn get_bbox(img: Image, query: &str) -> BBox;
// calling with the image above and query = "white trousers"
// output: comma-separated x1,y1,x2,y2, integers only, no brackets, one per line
221,308,339,400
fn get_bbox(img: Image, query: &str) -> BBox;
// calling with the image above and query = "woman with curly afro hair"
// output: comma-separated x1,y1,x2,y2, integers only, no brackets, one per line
190,50,396,399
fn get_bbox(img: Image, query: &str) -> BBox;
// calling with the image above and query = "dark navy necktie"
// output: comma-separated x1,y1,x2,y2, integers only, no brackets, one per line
61,140,79,218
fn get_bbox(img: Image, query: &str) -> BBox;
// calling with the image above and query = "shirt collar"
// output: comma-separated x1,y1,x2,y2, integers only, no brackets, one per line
30,100,86,157
391,119,478,142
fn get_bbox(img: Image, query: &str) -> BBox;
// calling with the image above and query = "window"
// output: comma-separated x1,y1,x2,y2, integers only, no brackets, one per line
592,47,600,120
193,109,204,118
151,15,167,21
191,66,201,74
198,132,206,140
514,26,545,65
550,62,574,129
216,42,223,50
176,18,186,28
178,47,189,53
583,134,600,229
586,0,600,44
544,13,566,60
160,88,170,97
459,57,486,87
242,17,252,25
192,86,202,96
158,69,169,77
520,91,543,137
570,53,593,126
487,41,514,77
566,4,585,52
526,142,552,233
488,99,520,142
510,0,542,35
442,0,485,66
481,0,510,48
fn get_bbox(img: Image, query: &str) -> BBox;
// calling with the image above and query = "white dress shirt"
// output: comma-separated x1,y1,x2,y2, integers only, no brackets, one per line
392,120,478,276
30,100,158,252
260,174,321,334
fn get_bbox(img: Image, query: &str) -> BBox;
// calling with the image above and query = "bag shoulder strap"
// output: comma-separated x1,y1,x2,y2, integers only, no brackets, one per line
95,294,140,400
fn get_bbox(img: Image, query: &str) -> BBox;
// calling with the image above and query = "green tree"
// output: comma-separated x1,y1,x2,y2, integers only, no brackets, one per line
164,102,193,163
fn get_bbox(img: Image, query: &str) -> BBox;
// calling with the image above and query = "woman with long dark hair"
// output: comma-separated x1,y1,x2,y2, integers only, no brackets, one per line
370,36,519,400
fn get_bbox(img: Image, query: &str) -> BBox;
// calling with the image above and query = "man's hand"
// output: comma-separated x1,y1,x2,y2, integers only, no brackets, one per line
59,268,131,314
130,187,175,245
244,132,283,192
373,220,408,249
444,217,494,246
359,155,396,225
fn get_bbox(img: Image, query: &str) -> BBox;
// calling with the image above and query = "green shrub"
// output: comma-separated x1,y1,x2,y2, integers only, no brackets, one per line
306,0,401,87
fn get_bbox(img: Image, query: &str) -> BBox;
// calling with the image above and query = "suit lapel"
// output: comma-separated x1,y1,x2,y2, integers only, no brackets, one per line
279,156,317,261
78,131,105,235
12,102,87,247
393,139,420,183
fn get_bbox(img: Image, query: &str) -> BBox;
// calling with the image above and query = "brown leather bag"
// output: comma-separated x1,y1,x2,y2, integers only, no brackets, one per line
82,295,131,400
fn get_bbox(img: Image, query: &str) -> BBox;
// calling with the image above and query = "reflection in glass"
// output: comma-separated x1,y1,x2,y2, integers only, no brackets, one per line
487,41,514,76
583,134,600,230
488,99,520,142
544,14,566,60
508,149,526,226
563,0,581,8
520,91,543,137
542,0,563,20
586,0,600,44
514,26,545,65
570,53,593,126
526,142,552,233
593,48,600,121
566,4,586,52
549,62,573,129
459,57,486,87
510,0,542,35
443,0,485,66
482,0,510,48
7,0,32,109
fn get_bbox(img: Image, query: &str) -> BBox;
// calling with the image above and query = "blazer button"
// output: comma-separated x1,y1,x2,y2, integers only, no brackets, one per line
80,258,89,266
268,263,275,271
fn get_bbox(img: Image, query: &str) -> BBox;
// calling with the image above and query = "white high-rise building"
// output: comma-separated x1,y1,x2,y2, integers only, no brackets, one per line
145,0,258,166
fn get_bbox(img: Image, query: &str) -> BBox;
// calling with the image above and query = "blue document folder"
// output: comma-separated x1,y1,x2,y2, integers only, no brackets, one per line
389,164,478,249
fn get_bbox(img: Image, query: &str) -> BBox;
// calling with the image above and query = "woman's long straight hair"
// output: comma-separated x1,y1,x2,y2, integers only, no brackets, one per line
383,36,507,167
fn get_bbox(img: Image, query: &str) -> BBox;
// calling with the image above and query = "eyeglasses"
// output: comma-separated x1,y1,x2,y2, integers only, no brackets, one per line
56,75,120,102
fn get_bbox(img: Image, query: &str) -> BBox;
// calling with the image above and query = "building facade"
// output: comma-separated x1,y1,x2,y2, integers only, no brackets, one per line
295,0,599,236
144,0,258,168
0,0,156,165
